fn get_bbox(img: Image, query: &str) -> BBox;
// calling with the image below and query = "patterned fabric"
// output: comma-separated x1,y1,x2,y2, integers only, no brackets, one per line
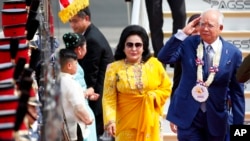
60,72,87,140
103,57,172,141
74,64,87,89
58,0,89,23
206,45,214,70
63,32,80,49
74,63,97,141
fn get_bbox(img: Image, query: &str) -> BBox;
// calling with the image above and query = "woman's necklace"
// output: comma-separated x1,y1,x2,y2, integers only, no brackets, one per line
191,42,222,102
125,59,143,93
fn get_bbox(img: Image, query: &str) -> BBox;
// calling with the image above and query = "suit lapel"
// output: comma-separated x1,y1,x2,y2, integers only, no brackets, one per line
216,40,230,79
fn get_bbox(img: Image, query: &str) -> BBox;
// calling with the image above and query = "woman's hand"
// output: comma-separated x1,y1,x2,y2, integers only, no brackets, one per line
106,122,116,136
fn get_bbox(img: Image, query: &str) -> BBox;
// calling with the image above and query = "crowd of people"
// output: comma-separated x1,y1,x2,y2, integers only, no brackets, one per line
25,0,250,141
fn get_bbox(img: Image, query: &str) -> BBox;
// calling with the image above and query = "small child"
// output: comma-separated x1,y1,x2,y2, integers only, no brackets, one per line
62,32,98,141
59,48,93,141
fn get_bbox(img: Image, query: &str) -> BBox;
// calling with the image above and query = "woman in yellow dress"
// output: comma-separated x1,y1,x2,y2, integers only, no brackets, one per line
102,25,172,141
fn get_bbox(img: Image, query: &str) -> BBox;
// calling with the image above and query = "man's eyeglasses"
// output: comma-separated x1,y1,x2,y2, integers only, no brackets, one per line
199,22,217,29
125,42,143,48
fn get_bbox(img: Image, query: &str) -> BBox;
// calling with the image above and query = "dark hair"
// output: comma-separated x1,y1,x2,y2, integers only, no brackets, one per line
77,7,91,19
59,49,77,67
62,32,86,50
187,14,200,25
114,25,151,62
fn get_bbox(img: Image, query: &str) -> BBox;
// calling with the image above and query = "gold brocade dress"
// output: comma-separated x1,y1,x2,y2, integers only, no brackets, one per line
102,57,172,141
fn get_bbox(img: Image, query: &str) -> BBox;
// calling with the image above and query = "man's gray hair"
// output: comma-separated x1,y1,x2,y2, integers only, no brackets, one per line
201,8,224,25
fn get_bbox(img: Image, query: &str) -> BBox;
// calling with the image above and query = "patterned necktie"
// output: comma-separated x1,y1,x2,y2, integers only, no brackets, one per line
206,45,214,70
200,45,214,112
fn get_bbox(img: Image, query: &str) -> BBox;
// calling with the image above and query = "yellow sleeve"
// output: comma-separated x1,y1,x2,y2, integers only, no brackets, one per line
147,58,172,115
102,63,117,127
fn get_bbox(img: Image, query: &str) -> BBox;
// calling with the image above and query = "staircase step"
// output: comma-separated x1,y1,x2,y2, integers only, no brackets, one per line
163,11,250,18
242,51,250,58
245,91,250,99
162,31,250,38
162,133,177,141
162,111,250,141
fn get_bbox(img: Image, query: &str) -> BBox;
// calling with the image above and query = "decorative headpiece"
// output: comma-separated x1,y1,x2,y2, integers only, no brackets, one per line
58,0,89,23
63,32,80,49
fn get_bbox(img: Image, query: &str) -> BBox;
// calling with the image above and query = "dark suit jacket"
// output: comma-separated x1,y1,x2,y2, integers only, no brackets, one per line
158,35,245,136
236,54,250,83
78,24,114,115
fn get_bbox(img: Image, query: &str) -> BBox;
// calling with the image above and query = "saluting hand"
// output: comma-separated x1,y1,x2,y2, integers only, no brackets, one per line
183,16,201,35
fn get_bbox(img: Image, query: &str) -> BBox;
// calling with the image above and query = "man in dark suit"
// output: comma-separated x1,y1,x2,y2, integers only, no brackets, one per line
145,0,186,57
158,8,245,141
145,0,186,98
236,54,250,83
69,7,114,138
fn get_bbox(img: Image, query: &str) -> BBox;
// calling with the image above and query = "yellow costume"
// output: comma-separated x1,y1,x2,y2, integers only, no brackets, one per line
103,57,172,141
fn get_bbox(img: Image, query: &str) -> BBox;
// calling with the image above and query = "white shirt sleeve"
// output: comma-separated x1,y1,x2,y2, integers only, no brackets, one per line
174,29,189,41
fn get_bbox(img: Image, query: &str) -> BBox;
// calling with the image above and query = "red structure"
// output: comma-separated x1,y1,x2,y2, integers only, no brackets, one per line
0,0,30,140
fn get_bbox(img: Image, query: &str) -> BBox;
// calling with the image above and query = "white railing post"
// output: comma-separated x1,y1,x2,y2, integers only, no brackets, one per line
126,1,132,24
139,0,149,33
130,0,141,25
130,0,149,33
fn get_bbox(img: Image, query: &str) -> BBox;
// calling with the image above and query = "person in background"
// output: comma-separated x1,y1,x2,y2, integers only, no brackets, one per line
144,0,186,103
26,87,41,141
158,8,245,141
145,0,186,57
69,7,114,136
59,49,93,141
228,53,250,141
62,32,99,141
236,54,250,83
102,25,172,140
69,6,114,137
168,13,201,131
171,13,201,98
